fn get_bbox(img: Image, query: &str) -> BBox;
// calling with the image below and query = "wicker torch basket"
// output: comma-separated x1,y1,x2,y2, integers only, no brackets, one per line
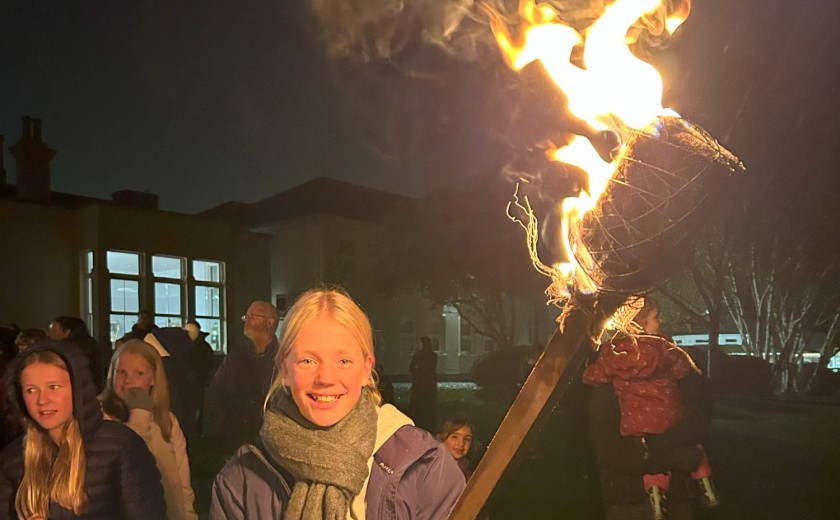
571,116,744,295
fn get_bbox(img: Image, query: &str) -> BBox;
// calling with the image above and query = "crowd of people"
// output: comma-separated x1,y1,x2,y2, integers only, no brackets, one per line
0,313,218,519
0,291,471,519
0,291,714,519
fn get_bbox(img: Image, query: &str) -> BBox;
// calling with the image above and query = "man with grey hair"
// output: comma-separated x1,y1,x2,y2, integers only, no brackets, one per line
208,301,280,453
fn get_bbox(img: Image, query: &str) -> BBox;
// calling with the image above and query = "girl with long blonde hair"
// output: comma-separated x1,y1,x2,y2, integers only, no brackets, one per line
0,341,165,519
100,339,198,520
211,287,466,519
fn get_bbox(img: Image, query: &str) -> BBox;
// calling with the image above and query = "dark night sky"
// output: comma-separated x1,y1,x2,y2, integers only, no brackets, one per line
2,0,839,214
0,1,416,213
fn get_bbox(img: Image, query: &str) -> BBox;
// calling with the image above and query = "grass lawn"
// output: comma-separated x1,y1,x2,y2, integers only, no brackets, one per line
190,386,840,519
704,395,840,519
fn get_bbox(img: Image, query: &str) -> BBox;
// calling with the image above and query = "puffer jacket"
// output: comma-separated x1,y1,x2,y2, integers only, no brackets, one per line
584,335,697,436
209,443,290,519
210,404,465,519
366,422,465,519
0,341,166,519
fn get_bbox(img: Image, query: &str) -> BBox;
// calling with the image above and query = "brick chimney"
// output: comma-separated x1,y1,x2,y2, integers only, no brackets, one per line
10,116,56,203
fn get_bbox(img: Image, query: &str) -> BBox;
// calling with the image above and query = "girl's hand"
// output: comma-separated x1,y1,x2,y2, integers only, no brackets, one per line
123,387,154,411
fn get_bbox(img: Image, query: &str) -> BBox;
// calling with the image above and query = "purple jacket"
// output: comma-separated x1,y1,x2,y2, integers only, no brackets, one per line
210,424,465,519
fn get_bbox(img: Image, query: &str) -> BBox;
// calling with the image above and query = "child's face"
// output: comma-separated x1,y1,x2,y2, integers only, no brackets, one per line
280,314,373,427
637,308,662,334
444,425,473,460
114,352,155,399
20,362,74,444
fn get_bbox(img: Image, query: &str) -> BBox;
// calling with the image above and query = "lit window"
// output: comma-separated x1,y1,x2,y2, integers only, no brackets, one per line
460,315,473,354
154,281,182,326
80,250,94,333
111,279,140,312
195,286,220,316
152,255,184,328
193,259,221,282
194,259,225,352
107,251,140,275
88,250,227,350
152,256,182,279
107,250,142,342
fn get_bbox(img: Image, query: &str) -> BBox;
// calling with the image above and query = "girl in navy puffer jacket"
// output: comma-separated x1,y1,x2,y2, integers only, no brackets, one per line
0,341,166,519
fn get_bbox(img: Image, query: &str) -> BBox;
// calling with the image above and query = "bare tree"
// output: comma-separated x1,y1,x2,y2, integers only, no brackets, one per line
721,176,840,393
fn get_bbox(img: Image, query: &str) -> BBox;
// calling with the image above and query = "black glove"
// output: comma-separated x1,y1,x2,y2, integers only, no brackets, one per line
123,387,154,411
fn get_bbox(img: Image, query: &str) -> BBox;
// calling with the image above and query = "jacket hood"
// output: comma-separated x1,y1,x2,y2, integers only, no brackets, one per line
145,327,193,358
374,404,413,454
4,340,103,441
597,335,697,381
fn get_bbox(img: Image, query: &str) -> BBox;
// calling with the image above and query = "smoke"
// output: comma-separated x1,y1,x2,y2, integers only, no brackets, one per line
309,0,493,63
305,0,689,185
308,0,688,63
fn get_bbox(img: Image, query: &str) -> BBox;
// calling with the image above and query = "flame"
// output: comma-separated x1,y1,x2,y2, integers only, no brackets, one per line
491,0,685,297
665,14,687,35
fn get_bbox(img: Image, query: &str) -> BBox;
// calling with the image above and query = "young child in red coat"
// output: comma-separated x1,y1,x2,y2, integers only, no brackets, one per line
584,296,718,518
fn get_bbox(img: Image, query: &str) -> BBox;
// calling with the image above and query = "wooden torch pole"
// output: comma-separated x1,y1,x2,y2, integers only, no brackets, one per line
448,292,625,520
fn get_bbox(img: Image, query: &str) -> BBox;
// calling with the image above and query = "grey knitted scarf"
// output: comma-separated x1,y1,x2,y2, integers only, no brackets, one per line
260,389,378,520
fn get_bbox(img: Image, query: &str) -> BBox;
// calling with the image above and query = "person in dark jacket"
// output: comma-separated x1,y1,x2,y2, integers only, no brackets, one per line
207,301,279,454
144,327,201,449
210,288,464,519
14,328,46,353
0,341,166,519
408,335,438,431
0,325,23,450
48,316,103,391
0,324,20,375
184,320,217,435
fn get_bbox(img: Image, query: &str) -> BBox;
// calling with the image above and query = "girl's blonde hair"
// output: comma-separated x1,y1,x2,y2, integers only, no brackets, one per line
15,351,88,518
101,339,173,442
265,287,381,407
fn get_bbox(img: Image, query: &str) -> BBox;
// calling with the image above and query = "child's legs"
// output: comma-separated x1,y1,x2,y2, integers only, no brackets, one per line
690,445,713,479
643,473,672,491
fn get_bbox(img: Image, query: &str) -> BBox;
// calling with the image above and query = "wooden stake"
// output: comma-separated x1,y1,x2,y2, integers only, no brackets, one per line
448,293,623,520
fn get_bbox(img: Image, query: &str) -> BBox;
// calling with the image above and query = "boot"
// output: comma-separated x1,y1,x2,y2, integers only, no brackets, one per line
697,476,720,508
649,485,666,520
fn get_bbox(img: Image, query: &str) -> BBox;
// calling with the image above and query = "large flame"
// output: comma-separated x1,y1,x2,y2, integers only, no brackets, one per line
491,0,687,297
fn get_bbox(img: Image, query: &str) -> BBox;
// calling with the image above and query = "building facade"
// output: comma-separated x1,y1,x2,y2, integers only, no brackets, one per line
1,118,270,359
2,117,552,376
203,177,554,376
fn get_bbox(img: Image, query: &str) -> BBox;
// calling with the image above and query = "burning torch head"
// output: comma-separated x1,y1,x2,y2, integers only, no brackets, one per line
571,116,744,294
